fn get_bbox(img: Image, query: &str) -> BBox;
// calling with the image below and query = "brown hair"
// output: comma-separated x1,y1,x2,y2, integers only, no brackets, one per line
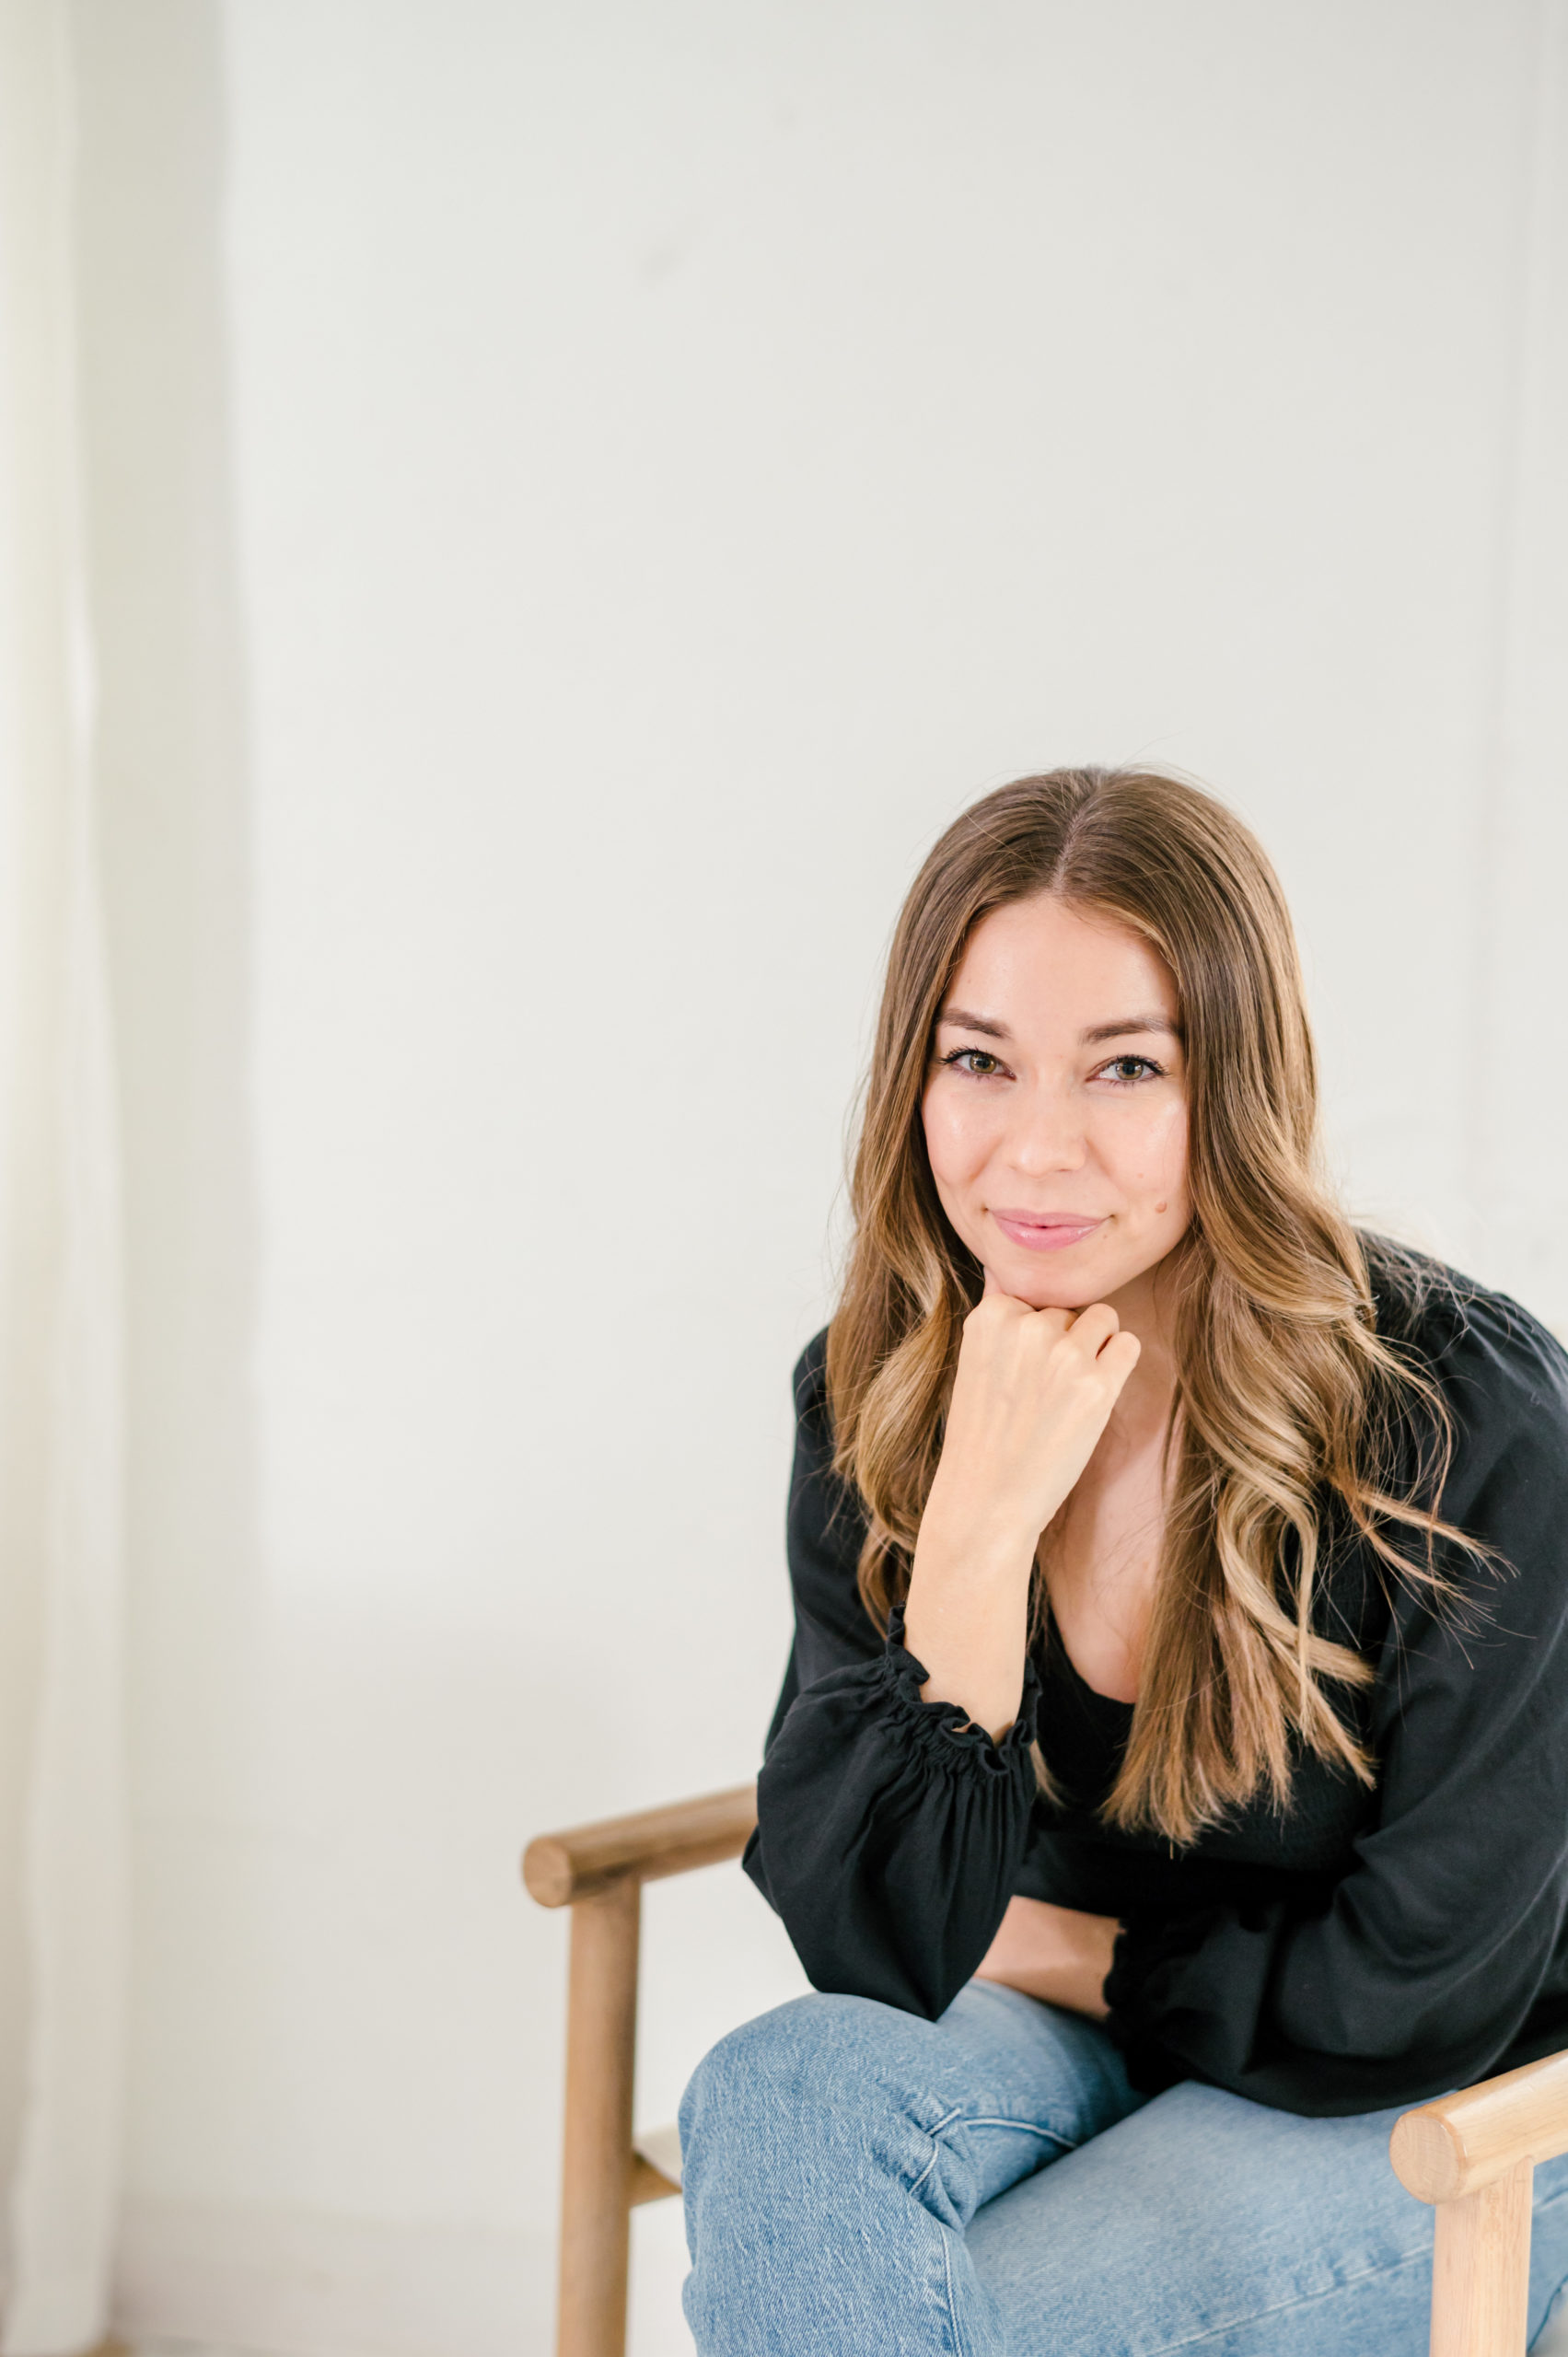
827,767,1477,1844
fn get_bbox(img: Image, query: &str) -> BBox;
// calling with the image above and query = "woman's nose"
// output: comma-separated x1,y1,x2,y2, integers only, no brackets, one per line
1005,1083,1088,1175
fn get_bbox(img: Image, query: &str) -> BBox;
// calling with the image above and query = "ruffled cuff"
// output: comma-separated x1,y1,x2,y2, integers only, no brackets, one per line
879,1604,1041,1777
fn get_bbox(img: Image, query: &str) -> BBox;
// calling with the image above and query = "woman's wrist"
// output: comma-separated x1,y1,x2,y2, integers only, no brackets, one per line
912,1490,1039,1596
900,1570,1031,1736
902,1477,1040,1737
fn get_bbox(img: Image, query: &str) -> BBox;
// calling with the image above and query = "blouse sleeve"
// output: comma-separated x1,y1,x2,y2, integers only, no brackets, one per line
743,1330,1041,2019
1106,1289,1568,2117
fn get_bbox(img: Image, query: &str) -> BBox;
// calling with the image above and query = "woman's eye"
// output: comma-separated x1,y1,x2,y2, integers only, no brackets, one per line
943,1047,1004,1078
1098,1054,1163,1086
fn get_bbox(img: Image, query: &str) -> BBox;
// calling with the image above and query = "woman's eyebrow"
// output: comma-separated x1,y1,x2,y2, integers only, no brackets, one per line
935,1005,1011,1039
1082,1014,1181,1044
937,1006,1179,1044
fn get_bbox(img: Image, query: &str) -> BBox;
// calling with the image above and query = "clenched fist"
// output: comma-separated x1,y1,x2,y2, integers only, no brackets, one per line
934,1284,1141,1551
902,1282,1140,1738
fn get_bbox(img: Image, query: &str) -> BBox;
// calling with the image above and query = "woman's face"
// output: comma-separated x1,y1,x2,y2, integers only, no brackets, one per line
922,893,1191,1310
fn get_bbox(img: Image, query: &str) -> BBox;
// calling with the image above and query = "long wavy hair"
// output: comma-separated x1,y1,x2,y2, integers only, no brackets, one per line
826,767,1480,1845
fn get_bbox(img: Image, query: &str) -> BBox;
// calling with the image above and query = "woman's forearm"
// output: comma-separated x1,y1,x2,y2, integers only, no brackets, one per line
974,1896,1119,2020
901,1500,1036,1738
899,1290,1140,1740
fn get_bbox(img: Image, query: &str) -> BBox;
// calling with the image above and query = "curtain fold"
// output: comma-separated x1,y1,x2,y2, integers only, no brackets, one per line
0,3,127,2351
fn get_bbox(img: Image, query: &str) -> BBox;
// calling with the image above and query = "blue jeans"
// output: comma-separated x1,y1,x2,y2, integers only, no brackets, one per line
679,1980,1568,2355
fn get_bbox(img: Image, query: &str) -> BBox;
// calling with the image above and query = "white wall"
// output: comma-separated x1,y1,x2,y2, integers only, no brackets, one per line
67,1,1567,2351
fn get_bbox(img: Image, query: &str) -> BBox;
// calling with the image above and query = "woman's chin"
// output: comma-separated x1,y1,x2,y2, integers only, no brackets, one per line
986,1260,1107,1314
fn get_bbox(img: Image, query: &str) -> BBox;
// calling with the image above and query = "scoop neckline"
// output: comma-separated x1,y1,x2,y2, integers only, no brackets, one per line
1042,1605,1138,1716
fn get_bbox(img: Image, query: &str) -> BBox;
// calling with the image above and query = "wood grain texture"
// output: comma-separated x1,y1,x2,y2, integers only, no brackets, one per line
523,1782,758,1907
1429,2160,1533,2357
1392,2049,1568,2203
555,1880,642,2357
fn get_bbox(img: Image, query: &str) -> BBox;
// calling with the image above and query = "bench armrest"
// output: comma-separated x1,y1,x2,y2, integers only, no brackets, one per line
522,1782,758,1908
1392,2049,1568,2202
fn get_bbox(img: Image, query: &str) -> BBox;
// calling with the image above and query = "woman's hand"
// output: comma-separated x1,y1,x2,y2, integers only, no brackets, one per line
932,1288,1142,1551
901,1289,1140,1736
974,1896,1119,2021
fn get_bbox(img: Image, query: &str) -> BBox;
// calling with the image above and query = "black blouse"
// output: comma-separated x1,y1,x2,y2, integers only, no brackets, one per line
744,1248,1568,2118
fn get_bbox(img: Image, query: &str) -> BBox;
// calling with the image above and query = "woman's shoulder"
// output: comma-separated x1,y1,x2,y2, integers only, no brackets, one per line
792,1323,831,1424
1364,1231,1566,1387
788,1324,860,1529
1361,1231,1568,1511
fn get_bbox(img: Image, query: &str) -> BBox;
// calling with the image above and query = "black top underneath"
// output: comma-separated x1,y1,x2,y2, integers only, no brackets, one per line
744,1247,1568,2117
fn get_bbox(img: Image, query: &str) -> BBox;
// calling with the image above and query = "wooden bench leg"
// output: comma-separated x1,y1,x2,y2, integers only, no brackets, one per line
557,1877,642,2357
1429,2156,1533,2357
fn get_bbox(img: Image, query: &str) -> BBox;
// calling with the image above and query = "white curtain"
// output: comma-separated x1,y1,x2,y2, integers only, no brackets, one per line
0,3,127,2351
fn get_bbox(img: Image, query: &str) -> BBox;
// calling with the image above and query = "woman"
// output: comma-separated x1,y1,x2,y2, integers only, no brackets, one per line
679,768,1568,2355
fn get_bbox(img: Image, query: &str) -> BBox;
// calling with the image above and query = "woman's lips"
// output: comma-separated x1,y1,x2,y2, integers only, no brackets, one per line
989,1210,1107,1252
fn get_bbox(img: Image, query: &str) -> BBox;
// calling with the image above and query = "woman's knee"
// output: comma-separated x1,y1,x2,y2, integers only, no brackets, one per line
684,1992,889,2118
679,1991,928,2171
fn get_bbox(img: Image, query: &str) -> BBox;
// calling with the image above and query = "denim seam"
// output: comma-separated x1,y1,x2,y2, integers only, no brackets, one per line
919,2101,1083,2356
1135,2239,1434,2356
940,2223,967,2357
909,2108,1078,2205
907,2107,966,2199
961,2114,1077,2153
1138,2157,1568,2356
